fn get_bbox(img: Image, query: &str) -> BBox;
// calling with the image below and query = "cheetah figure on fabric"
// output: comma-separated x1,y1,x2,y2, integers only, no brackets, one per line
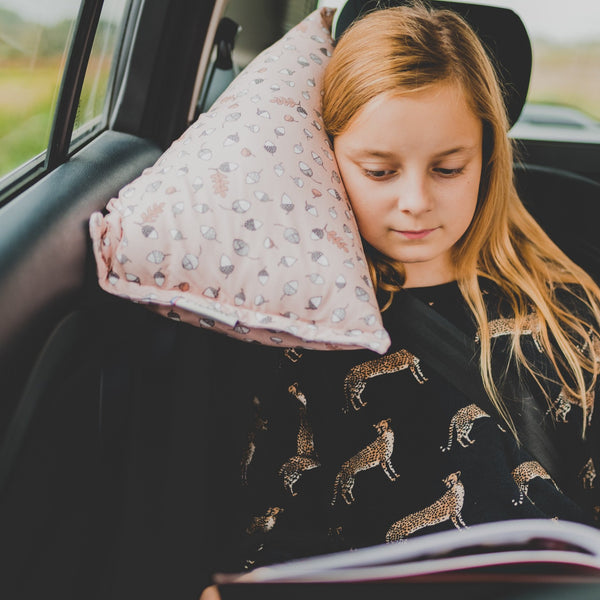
385,471,466,542
241,396,268,485
331,418,399,506
441,404,490,452
579,457,596,490
511,460,560,505
246,506,284,534
548,385,595,427
344,349,427,412
476,312,543,352
580,331,600,364
279,383,321,496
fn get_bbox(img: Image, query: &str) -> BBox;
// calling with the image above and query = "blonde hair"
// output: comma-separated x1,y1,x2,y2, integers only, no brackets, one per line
322,2,600,437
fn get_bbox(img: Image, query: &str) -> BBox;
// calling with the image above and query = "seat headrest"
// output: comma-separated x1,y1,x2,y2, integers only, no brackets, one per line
334,0,531,128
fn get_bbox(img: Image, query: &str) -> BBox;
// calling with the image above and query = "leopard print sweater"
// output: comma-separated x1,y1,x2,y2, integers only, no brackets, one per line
211,280,600,574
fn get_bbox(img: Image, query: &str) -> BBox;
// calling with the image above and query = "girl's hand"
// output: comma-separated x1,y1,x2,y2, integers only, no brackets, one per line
199,585,221,600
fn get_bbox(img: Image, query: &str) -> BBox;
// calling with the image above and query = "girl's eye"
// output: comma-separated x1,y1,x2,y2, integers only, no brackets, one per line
435,167,464,177
364,169,394,179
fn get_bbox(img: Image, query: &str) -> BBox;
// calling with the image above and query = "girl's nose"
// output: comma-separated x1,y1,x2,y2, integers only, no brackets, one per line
396,172,432,215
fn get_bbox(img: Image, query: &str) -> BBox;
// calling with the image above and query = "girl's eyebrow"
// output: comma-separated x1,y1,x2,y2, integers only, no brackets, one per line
350,148,396,158
349,145,479,159
433,145,478,158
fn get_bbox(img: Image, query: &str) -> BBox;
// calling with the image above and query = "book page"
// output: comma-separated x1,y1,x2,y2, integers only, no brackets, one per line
214,519,600,584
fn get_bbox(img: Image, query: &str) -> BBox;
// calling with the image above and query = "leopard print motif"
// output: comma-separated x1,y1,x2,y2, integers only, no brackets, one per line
284,348,303,363
278,383,321,496
241,396,268,485
547,385,595,427
344,349,427,412
580,331,600,364
580,457,596,490
593,334,600,363
511,460,560,505
246,506,284,534
475,312,543,352
331,418,399,506
440,404,490,452
385,471,466,542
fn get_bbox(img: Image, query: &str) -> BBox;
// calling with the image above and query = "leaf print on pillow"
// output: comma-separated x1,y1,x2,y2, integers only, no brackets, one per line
211,170,229,198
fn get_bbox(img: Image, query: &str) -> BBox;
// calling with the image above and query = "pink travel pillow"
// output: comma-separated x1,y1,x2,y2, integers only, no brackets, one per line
89,8,390,353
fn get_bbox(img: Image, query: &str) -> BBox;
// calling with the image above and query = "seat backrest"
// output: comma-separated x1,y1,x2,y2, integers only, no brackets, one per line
334,0,532,129
514,164,600,282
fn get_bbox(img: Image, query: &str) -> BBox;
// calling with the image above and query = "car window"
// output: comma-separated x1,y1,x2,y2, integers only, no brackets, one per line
0,0,130,197
71,0,129,145
319,0,600,144
195,0,318,115
487,0,600,143
224,0,318,68
0,0,78,180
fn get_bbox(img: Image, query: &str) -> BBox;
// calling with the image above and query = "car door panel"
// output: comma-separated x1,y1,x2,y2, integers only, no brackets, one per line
0,131,161,412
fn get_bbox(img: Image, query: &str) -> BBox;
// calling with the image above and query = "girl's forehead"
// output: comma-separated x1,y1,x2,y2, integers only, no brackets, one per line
341,82,480,142
345,81,474,133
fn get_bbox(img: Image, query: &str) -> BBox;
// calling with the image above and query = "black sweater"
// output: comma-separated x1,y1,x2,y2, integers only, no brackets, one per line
211,281,600,572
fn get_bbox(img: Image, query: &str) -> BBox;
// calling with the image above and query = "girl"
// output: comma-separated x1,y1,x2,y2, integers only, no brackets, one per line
201,2,600,596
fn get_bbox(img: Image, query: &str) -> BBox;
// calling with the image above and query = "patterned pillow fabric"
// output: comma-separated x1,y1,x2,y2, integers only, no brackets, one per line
89,7,391,353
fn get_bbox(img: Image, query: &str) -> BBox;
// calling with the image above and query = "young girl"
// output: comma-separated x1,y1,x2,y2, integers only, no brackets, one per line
201,2,600,596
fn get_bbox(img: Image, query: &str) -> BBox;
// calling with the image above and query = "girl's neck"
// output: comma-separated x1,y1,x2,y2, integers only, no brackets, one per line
402,267,457,289
402,255,457,289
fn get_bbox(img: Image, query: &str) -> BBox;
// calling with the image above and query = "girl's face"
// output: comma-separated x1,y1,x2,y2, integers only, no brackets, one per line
334,83,483,288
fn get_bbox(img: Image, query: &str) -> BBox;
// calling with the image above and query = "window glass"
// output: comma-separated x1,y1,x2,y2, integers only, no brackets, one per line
71,0,129,144
0,0,79,180
224,0,318,68
480,0,600,142
197,0,317,114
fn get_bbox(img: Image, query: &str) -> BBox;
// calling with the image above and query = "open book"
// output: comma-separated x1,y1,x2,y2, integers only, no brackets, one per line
214,519,600,584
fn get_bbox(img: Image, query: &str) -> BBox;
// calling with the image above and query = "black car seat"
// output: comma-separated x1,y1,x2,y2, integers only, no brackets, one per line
335,0,600,282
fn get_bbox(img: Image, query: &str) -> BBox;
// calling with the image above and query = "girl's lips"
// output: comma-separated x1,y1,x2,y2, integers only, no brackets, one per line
395,228,437,240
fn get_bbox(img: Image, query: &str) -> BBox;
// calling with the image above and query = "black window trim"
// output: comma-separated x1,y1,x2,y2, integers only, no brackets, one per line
46,0,105,171
70,0,138,151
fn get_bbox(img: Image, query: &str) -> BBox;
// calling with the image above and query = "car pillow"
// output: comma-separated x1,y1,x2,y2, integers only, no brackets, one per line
89,7,391,354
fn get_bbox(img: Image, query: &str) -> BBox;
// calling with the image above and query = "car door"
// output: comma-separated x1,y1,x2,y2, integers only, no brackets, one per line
0,1,325,598
0,2,219,598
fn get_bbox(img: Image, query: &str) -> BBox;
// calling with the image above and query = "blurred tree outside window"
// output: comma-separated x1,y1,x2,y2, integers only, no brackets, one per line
0,0,78,179
0,0,129,182
502,0,600,142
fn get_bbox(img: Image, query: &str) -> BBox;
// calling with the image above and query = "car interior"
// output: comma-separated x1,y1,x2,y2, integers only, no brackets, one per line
0,1,599,599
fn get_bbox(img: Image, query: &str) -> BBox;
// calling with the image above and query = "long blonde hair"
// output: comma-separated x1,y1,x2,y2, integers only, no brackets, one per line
322,2,600,437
